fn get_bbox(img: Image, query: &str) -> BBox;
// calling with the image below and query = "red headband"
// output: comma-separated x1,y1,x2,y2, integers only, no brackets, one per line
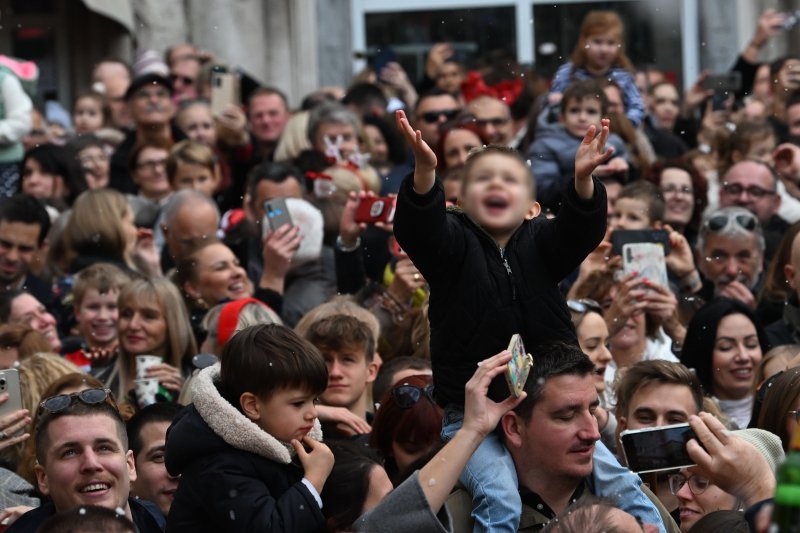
216,297,266,347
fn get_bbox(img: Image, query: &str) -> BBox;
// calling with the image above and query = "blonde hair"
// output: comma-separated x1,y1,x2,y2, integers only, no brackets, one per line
166,140,217,184
323,163,381,195
295,295,380,346
274,111,312,162
64,189,131,265
117,277,197,396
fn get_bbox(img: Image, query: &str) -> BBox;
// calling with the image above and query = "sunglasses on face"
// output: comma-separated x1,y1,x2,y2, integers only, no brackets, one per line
38,388,115,416
668,473,710,495
391,383,435,409
567,298,603,315
704,212,758,232
420,109,461,124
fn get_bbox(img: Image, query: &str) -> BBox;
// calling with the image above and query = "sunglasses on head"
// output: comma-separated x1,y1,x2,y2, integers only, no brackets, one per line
420,109,460,124
705,212,757,232
567,299,603,315
38,388,116,416
392,383,435,409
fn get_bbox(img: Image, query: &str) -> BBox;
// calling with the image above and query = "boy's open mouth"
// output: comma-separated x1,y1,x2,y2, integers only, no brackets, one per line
482,196,509,213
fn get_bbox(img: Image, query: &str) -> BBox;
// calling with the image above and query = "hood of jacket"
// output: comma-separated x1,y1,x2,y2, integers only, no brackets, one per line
166,364,322,475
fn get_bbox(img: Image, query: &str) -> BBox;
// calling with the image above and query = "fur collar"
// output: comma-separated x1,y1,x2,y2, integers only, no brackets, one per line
191,364,323,464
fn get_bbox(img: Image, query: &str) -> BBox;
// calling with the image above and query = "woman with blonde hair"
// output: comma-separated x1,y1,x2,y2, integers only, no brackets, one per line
273,111,311,162
110,277,196,405
63,188,159,276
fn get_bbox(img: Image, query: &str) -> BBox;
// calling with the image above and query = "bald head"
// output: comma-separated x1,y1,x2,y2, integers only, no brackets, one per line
161,190,220,259
467,95,513,145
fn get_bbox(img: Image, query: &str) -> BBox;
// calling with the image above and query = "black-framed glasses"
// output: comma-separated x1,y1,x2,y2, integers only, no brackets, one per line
704,212,758,232
392,384,435,409
668,473,710,495
567,299,603,315
720,182,776,199
420,109,460,124
136,159,168,172
39,388,115,416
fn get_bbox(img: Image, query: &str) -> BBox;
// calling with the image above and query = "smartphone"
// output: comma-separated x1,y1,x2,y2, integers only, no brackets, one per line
611,229,670,256
263,198,293,232
505,334,533,398
373,46,398,82
355,197,396,224
620,423,698,474
0,369,23,436
210,71,240,116
701,72,742,93
623,242,668,287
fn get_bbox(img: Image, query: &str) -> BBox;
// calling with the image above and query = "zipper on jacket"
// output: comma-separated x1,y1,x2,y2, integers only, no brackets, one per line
499,248,517,300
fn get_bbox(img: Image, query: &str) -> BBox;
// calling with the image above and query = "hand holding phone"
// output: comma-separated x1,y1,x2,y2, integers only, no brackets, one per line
622,242,668,288
263,198,294,233
505,334,533,398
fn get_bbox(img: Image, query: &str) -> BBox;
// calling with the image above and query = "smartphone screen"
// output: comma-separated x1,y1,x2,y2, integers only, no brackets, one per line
263,198,293,233
620,423,697,474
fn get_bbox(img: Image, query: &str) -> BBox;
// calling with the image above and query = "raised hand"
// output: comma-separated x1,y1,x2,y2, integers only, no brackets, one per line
462,351,527,439
395,110,437,173
574,118,614,198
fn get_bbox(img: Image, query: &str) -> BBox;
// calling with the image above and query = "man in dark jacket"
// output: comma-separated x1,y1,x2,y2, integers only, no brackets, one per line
8,392,164,533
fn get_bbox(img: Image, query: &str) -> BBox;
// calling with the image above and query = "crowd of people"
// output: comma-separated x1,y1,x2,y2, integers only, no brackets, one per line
0,5,797,532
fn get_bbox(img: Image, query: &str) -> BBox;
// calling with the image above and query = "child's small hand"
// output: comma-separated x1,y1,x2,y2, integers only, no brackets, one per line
395,110,437,173
574,118,614,197
292,436,334,494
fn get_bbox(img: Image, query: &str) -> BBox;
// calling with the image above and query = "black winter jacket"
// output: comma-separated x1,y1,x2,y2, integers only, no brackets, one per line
393,176,607,406
165,365,325,533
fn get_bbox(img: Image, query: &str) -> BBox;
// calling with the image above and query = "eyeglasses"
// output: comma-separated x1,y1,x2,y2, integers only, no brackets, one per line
78,153,109,166
720,182,776,199
136,158,168,172
661,184,693,196
668,473,710,495
474,117,511,128
567,299,603,315
704,211,758,232
392,383,435,409
420,109,460,124
38,388,115,416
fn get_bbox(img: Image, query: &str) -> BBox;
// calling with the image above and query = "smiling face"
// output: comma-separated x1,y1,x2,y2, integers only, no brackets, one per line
129,83,175,127
711,313,763,400
130,420,178,516
10,292,60,351
251,387,318,442
576,312,612,393
36,414,135,515
133,146,171,201
183,243,252,305
659,168,694,228
118,296,168,357
460,152,536,246
674,468,738,532
75,288,119,349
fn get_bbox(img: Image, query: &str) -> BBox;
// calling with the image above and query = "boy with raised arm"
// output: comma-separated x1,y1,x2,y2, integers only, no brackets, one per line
393,111,667,532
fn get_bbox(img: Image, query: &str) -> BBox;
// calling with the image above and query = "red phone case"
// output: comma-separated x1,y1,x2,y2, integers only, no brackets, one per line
355,197,395,224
